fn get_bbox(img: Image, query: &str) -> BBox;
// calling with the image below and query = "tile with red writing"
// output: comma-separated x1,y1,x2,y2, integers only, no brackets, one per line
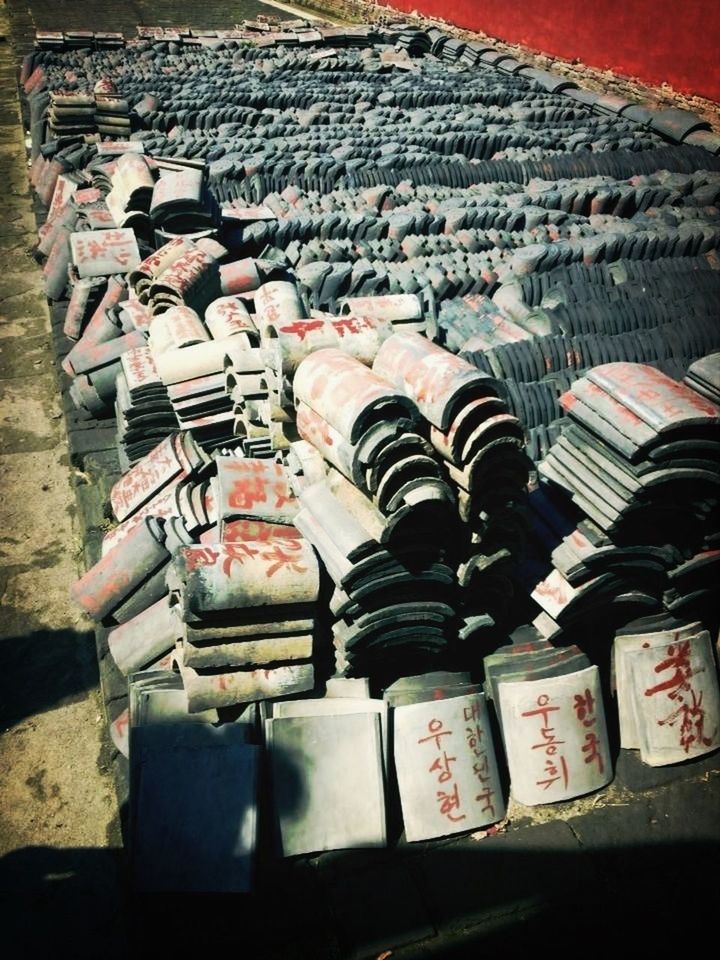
295,347,417,445
393,692,504,841
70,517,169,623
341,294,422,323
220,205,277,222
82,205,119,231
179,655,315,712
383,671,476,708
254,280,305,338
149,304,210,355
216,457,298,531
149,167,211,234
531,568,610,622
121,345,162,393
221,517,304,545
498,666,612,806
625,629,720,765
47,173,78,222
613,621,703,749
70,227,141,278
484,642,590,710
182,631,313,670
204,294,258,341
102,485,179,555
97,141,145,156
587,362,720,433
109,433,186,522
372,331,497,431
108,595,182,676
168,539,320,620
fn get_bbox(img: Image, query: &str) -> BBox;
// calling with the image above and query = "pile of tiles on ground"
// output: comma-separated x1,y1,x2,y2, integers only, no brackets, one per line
94,79,132,140
24,24,720,879
25,30,720,459
516,362,720,647
685,352,720,404
42,23,718,699
76,323,528,693
168,454,320,711
460,250,720,458
290,342,461,681
76,435,322,707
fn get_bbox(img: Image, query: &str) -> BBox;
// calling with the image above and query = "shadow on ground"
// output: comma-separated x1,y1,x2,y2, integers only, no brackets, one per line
0,845,127,960
0,628,99,728
0,833,717,959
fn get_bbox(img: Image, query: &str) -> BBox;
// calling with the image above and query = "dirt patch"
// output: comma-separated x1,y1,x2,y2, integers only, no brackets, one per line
0,0,119,877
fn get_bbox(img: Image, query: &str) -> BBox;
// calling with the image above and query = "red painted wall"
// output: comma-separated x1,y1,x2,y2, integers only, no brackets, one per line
380,0,720,102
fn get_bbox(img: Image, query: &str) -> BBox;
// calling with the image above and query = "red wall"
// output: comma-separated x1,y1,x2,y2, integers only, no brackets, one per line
380,0,720,102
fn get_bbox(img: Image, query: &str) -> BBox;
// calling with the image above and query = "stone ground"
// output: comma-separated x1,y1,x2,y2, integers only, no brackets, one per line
0,2,718,957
